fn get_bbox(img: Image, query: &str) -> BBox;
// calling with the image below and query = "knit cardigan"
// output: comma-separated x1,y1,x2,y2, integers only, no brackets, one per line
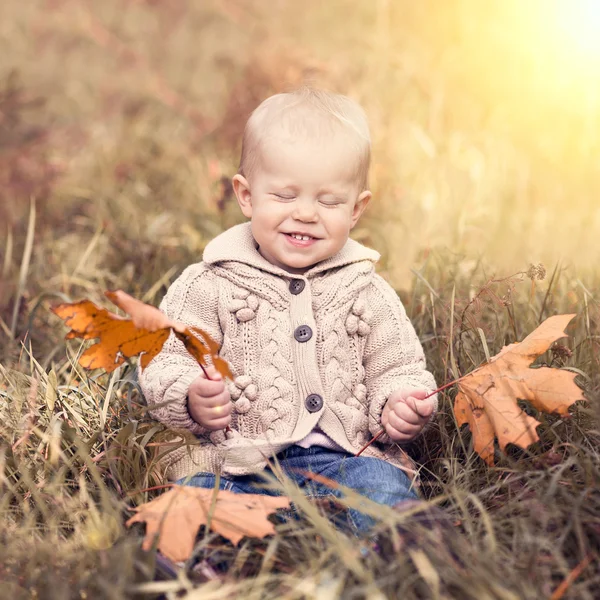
139,223,437,482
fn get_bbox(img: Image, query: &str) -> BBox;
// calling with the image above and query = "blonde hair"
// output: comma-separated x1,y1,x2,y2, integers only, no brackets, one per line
239,87,371,191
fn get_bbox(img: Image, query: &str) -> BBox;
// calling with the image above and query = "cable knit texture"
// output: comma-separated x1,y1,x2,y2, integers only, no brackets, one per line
139,223,437,482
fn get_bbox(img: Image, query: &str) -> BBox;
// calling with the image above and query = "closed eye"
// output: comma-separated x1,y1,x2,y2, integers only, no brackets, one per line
271,193,295,200
320,199,344,207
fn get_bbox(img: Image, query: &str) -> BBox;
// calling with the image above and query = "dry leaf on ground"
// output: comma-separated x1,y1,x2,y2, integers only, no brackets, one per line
126,486,291,561
51,290,231,378
455,314,585,464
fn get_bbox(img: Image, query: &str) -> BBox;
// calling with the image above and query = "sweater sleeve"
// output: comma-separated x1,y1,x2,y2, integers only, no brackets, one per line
138,263,222,435
364,275,438,441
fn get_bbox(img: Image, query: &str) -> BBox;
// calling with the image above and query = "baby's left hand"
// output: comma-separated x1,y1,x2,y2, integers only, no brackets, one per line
381,389,434,442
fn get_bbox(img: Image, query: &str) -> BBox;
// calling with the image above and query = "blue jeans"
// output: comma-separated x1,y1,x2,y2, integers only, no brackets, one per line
177,445,418,535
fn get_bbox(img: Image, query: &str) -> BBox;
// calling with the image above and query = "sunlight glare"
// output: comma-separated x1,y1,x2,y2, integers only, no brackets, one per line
553,0,600,58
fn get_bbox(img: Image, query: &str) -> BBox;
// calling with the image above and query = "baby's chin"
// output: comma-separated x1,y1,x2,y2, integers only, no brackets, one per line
279,255,321,274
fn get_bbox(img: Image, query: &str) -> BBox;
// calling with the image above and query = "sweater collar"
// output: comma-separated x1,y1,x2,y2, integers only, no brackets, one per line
203,222,380,278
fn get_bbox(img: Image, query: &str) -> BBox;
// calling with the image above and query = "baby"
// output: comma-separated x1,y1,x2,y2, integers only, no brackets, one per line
140,88,437,533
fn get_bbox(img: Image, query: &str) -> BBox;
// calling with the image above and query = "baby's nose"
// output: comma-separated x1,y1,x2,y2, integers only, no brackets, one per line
292,198,318,221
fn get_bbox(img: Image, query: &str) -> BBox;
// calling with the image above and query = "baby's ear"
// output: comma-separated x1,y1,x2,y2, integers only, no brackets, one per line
232,174,253,218
351,190,372,227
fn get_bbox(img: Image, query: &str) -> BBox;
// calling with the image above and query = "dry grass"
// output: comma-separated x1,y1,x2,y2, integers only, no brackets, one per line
1,1,599,598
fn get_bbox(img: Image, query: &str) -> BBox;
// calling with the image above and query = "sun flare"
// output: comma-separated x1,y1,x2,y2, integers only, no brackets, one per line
552,0,600,58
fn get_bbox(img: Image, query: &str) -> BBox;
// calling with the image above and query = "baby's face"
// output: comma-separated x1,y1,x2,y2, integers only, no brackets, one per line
233,133,371,274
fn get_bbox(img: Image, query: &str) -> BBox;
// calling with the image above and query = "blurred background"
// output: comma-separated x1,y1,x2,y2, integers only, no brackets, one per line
1,0,599,324
2,3,600,594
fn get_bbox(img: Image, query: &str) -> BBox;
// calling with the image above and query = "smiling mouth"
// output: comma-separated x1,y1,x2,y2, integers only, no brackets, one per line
285,232,319,241
283,232,320,248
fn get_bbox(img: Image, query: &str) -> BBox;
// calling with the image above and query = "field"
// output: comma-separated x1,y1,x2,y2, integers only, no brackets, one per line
1,1,599,598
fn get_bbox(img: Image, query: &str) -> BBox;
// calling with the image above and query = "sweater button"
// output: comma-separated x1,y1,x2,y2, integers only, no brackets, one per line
294,325,313,343
289,278,305,295
305,394,323,413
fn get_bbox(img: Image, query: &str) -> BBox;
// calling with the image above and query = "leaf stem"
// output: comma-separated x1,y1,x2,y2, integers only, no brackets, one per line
355,375,467,456
539,260,561,324
550,553,593,600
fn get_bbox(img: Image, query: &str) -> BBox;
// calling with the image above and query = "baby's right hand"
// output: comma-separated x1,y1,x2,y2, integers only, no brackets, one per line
187,366,232,431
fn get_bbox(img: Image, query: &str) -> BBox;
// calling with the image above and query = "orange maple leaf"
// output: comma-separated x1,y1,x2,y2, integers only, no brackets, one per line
126,486,290,561
51,290,232,379
455,314,585,464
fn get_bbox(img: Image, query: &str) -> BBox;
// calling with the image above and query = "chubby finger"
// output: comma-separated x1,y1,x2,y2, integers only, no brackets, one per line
187,389,229,410
203,414,232,431
388,410,421,435
205,399,232,414
199,402,232,423
196,390,231,408
409,389,430,401
392,388,427,402
384,422,417,442
208,402,232,420
204,365,223,380
190,377,226,398
392,401,423,425
404,396,434,419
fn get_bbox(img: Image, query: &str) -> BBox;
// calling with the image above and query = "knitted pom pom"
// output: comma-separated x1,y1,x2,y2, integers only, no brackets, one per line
234,397,251,413
236,308,255,322
346,314,359,335
234,375,252,389
246,294,259,311
235,308,254,323
233,288,251,300
244,384,258,401
346,302,372,336
351,297,366,316
357,320,371,336
228,299,247,312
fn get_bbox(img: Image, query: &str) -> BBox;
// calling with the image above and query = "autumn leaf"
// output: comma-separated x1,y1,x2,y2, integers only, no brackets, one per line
454,314,585,465
51,290,232,378
126,486,290,561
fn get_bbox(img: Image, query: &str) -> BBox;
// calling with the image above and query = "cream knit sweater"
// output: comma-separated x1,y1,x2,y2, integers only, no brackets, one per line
139,223,437,482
